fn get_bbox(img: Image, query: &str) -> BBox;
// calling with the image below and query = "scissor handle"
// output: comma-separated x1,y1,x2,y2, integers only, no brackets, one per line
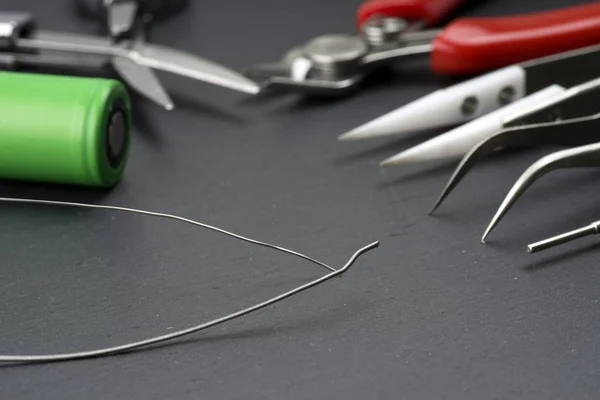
357,0,466,27
76,0,189,21
432,2,600,75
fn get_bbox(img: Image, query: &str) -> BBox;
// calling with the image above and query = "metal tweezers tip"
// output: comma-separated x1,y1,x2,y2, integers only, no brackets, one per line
428,197,443,215
480,231,490,244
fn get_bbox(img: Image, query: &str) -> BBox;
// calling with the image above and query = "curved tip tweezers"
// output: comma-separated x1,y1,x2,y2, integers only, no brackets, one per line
429,112,600,243
430,114,600,215
430,76,600,218
481,140,600,243
0,197,378,364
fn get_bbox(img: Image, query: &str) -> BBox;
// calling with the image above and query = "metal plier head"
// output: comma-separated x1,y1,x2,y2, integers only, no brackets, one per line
245,19,437,96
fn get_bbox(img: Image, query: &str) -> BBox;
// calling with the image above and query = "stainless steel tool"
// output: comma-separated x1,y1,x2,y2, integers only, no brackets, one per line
428,76,600,242
528,220,600,254
245,26,437,96
0,11,259,110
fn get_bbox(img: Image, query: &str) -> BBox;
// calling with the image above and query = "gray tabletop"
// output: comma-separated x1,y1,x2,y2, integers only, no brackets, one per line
2,0,600,399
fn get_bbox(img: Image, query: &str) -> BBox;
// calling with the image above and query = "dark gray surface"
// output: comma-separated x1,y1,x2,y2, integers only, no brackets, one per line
1,0,600,399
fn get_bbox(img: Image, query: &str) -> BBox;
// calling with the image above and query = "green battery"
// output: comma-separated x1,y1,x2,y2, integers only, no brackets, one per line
0,71,132,187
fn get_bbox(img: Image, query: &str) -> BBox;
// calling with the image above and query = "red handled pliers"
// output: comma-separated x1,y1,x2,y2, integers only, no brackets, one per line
245,1,600,96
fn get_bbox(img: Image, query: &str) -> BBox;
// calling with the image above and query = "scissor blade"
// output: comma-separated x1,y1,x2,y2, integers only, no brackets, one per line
19,31,260,94
107,1,139,39
131,41,260,94
112,56,174,110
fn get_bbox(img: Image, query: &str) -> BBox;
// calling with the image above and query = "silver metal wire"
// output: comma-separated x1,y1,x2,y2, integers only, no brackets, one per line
0,197,378,363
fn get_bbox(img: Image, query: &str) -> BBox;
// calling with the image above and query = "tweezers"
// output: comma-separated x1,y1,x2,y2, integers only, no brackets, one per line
430,75,600,242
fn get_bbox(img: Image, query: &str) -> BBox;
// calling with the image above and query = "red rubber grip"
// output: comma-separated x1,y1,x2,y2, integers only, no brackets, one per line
357,0,466,27
432,2,600,76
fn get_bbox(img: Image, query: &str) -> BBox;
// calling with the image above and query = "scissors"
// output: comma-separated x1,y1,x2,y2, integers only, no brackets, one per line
0,4,259,111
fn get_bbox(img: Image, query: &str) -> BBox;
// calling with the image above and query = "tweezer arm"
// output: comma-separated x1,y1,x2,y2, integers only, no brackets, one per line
481,140,600,243
506,76,600,127
430,115,600,214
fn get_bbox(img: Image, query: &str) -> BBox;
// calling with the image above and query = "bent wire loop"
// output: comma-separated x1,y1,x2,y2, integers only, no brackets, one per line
0,197,378,363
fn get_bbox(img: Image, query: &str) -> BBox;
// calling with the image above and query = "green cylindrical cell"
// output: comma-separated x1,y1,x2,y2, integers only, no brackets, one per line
0,71,132,187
